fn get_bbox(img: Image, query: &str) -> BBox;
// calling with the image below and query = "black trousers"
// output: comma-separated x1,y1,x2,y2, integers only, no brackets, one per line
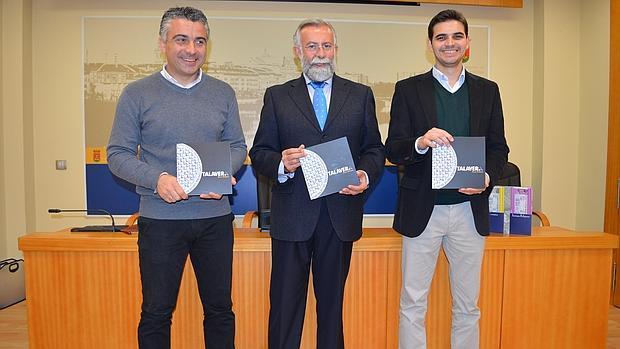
268,202,353,349
137,214,235,349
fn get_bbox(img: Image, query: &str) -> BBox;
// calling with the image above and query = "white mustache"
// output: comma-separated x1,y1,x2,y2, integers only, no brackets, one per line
311,57,332,65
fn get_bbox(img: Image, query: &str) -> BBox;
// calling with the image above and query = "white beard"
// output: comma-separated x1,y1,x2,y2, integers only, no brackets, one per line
302,57,336,82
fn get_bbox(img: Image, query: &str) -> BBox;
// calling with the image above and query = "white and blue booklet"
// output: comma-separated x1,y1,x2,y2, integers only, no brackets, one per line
176,141,232,195
299,136,359,200
432,136,486,189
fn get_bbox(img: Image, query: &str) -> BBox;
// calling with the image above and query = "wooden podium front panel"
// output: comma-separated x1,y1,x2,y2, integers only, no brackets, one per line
171,260,201,348
478,250,504,349
231,251,272,347
302,248,504,349
500,248,613,349
23,251,141,348
173,251,273,348
343,251,396,348
300,252,400,348
19,228,617,349
422,249,504,349
21,247,502,349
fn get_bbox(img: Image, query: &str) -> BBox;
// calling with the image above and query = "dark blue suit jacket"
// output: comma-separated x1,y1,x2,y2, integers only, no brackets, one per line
385,70,509,237
250,75,385,242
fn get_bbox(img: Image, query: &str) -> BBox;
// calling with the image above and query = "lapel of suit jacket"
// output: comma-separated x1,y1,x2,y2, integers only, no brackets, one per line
324,74,351,131
418,70,437,128
466,71,483,136
288,75,322,132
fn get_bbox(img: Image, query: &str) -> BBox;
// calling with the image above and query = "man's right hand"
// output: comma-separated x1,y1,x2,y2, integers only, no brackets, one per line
418,127,454,150
282,145,306,173
156,174,188,203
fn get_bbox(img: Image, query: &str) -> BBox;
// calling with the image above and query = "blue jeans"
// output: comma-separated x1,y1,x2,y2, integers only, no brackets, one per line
137,214,235,349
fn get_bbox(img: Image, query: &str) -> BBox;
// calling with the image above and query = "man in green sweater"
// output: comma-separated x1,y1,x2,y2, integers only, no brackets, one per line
107,7,246,349
386,9,509,349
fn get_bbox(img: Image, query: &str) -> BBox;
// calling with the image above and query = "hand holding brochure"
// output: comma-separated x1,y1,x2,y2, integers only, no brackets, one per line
432,137,486,189
299,137,359,200
176,142,232,195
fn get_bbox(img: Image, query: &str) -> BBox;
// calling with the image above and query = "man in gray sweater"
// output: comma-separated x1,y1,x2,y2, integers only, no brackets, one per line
107,7,246,349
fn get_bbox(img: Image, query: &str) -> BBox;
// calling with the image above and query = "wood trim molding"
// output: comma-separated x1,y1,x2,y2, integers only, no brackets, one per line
605,0,620,235
606,0,620,305
244,0,523,8
420,0,521,7
19,227,618,253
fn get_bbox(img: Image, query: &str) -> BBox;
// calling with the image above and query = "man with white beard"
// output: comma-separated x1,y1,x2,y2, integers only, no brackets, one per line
250,19,385,349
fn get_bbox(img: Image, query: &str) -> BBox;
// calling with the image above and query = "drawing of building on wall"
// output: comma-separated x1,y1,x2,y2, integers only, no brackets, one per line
84,56,404,149
83,17,489,154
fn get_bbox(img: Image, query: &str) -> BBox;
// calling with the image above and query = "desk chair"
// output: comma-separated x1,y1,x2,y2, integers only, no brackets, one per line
242,172,273,230
121,212,139,233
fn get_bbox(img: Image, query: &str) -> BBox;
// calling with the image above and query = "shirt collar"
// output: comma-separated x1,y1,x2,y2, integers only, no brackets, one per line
432,66,466,94
160,64,203,89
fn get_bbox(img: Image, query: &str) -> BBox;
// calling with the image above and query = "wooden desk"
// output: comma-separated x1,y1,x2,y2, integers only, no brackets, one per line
19,227,617,349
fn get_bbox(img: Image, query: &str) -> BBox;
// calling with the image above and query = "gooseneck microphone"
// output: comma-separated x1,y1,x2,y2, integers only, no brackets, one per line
48,208,121,233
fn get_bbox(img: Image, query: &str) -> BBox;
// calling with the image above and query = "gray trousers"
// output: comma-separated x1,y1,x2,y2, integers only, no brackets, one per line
398,202,485,349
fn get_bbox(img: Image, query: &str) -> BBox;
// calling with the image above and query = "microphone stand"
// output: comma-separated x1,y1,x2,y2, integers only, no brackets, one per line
48,208,129,234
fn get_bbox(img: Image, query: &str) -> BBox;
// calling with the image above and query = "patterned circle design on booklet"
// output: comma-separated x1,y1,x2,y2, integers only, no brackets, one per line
299,149,329,200
176,143,203,194
432,145,458,189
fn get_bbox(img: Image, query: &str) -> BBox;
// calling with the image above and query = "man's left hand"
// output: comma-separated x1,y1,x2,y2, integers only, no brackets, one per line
199,177,237,200
458,173,490,195
340,170,368,196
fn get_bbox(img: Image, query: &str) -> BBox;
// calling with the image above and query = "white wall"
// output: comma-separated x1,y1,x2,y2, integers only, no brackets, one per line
0,0,611,257
576,0,610,230
0,0,6,259
1,0,32,259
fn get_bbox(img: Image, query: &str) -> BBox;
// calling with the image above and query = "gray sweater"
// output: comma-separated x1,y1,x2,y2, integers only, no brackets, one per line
107,73,247,220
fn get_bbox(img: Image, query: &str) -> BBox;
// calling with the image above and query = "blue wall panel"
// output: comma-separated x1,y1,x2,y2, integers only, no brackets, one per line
86,165,139,215
363,166,399,214
86,164,398,216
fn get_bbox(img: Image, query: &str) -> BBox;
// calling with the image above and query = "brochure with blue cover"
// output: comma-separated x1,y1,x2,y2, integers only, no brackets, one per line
299,137,359,200
176,141,232,195
432,136,486,189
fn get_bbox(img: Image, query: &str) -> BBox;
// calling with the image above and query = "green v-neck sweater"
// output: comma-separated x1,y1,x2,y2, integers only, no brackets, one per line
433,79,471,205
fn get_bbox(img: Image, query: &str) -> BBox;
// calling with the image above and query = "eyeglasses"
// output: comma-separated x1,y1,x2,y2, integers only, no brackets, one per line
302,42,334,52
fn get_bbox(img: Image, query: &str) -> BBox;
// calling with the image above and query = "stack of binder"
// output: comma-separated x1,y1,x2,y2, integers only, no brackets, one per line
489,186,532,235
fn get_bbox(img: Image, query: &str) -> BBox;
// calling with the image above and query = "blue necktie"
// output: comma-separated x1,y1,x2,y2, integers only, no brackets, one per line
310,81,327,130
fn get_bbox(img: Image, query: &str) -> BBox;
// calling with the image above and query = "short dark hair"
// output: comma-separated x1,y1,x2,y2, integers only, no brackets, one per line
159,7,209,41
427,9,468,41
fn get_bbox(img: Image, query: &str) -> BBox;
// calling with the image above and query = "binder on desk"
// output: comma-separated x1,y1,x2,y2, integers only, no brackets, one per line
489,186,532,235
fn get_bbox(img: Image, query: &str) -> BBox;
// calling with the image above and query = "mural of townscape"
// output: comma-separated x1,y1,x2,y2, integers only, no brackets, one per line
83,16,489,152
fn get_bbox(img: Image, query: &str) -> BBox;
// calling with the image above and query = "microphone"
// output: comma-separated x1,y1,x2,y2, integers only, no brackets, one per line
48,208,128,234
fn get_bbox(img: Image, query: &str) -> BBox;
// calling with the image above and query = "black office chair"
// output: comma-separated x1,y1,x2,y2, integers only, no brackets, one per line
242,171,273,231
495,162,521,187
